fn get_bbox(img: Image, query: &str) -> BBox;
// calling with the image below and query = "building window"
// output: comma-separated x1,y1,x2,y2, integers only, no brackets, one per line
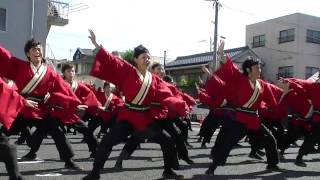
0,8,6,31
279,29,294,43
252,34,265,48
307,29,320,44
278,66,293,79
305,66,319,79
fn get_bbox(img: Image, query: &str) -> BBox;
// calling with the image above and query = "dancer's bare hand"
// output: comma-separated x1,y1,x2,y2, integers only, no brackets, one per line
201,65,210,76
88,29,100,49
25,100,38,108
77,104,88,111
278,78,290,93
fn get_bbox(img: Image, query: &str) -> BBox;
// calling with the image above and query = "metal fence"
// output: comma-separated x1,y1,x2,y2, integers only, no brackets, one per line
48,0,69,19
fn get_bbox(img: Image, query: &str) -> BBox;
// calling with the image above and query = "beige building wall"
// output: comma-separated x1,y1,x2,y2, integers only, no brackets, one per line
246,13,320,83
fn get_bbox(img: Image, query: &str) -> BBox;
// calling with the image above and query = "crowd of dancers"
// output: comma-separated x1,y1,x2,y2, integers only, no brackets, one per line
0,30,320,180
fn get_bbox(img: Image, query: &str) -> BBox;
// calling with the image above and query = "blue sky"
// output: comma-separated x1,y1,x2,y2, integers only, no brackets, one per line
46,0,320,60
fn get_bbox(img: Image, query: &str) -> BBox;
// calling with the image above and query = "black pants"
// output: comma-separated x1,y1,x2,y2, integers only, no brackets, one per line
8,114,33,136
199,111,214,138
160,119,189,160
69,120,98,153
90,120,176,175
202,115,223,145
173,118,189,145
27,117,74,161
263,120,284,147
87,116,116,135
279,120,308,153
0,133,22,180
247,124,279,165
115,119,186,168
185,116,193,131
298,121,320,158
211,113,279,167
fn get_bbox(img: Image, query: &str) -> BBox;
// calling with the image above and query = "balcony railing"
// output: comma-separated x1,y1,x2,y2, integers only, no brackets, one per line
48,0,69,26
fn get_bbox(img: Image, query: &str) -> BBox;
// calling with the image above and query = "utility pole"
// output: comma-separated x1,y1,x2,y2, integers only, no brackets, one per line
206,0,220,71
163,50,167,70
210,36,212,52
213,0,219,70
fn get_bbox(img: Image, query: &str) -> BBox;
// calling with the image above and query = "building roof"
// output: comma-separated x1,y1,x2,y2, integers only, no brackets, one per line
165,46,250,68
246,13,320,27
78,48,94,56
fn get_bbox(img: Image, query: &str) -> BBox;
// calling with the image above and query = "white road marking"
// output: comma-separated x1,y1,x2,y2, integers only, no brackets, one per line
35,173,62,177
17,158,44,164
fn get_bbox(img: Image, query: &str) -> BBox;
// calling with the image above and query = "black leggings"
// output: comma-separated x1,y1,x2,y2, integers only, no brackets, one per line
26,117,74,161
0,134,22,180
211,114,279,167
90,120,176,176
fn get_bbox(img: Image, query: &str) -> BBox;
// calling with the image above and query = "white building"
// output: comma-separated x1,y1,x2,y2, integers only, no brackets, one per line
246,13,320,83
0,0,69,59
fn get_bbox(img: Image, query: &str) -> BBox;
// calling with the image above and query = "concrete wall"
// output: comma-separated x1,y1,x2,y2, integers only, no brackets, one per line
0,0,48,59
246,13,320,82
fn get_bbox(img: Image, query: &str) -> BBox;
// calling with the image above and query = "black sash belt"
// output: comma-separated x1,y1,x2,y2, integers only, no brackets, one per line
22,95,45,103
125,102,150,112
236,107,258,115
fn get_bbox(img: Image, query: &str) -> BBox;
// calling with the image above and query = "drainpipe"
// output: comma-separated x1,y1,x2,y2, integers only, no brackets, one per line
31,0,35,38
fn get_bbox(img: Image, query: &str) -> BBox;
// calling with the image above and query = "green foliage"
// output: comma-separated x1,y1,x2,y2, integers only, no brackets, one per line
121,49,134,62
177,75,198,94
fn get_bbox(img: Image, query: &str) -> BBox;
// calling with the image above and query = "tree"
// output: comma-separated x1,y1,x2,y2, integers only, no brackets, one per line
177,75,198,96
121,49,134,62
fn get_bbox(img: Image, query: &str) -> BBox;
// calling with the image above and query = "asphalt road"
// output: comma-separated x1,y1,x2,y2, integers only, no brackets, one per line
1,126,320,180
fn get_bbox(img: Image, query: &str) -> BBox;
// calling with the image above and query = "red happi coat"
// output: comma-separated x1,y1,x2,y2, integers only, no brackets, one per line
181,92,196,110
199,74,227,110
0,78,25,130
198,74,229,118
281,90,313,120
163,82,191,119
285,78,320,122
258,83,287,122
6,80,18,91
215,56,278,130
259,101,286,122
52,81,101,124
95,91,124,121
0,47,81,121
90,48,188,131
72,81,101,113
280,89,312,131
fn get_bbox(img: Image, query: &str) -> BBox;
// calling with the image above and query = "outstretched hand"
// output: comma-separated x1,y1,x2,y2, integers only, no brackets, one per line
278,77,290,93
195,82,200,93
218,39,225,56
88,29,100,49
77,104,88,111
25,99,38,108
201,65,210,76
217,39,226,64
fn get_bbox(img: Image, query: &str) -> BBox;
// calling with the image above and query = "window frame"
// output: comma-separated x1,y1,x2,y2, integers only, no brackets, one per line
305,66,319,79
279,28,295,43
0,7,7,32
252,34,265,48
306,29,320,44
277,66,293,79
